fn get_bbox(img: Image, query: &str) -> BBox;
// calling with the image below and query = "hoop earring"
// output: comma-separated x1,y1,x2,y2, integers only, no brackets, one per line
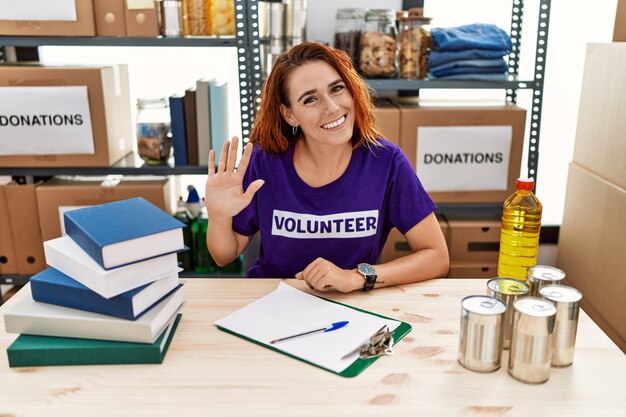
292,125,298,136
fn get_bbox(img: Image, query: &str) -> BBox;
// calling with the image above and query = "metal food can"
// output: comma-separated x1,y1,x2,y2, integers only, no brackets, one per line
486,278,530,349
526,265,566,296
539,284,583,367
508,297,557,384
458,295,507,373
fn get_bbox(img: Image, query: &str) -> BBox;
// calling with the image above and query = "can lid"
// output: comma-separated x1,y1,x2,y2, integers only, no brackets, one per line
516,178,534,191
514,297,557,317
461,295,506,315
487,278,530,295
527,265,566,282
540,285,582,303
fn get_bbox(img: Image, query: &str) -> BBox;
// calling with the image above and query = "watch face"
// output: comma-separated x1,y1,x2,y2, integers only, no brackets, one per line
358,263,375,276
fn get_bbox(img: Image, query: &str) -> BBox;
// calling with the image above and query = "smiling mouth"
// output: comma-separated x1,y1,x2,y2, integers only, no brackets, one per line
321,115,347,130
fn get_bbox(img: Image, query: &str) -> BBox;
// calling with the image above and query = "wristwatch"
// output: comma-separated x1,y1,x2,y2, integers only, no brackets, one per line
357,263,377,292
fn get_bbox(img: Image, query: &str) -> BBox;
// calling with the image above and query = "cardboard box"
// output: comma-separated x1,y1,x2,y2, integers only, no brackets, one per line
615,0,626,42
447,261,498,278
0,0,95,37
573,43,626,189
125,0,159,37
36,177,175,242
445,218,500,262
94,0,127,36
374,99,400,146
381,217,448,263
0,181,18,275
4,183,46,275
397,100,526,203
0,64,133,167
557,163,626,353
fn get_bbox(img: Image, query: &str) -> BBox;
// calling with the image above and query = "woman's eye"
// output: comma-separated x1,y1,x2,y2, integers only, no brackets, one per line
303,97,316,105
331,85,345,93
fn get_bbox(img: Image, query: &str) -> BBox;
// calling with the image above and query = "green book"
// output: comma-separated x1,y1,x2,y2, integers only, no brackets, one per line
6,314,181,368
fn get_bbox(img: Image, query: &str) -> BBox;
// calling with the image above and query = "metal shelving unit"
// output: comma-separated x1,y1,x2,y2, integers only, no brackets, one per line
0,0,552,285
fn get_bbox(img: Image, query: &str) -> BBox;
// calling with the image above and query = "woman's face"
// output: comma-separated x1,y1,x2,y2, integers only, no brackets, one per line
280,60,355,149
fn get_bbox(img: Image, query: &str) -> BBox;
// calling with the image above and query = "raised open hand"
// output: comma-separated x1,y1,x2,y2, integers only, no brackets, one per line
204,137,264,219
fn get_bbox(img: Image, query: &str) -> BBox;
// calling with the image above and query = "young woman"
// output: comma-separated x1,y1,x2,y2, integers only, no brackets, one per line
205,42,449,292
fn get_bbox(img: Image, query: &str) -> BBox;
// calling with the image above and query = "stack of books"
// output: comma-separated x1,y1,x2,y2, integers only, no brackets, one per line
3,198,187,367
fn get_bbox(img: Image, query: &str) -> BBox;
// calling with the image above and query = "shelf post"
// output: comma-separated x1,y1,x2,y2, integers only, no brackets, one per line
235,0,262,145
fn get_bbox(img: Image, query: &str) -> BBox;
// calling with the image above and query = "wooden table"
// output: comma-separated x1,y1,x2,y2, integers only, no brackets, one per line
0,279,624,417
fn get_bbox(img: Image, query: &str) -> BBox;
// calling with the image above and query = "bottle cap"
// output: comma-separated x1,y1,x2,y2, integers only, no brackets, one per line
516,178,534,191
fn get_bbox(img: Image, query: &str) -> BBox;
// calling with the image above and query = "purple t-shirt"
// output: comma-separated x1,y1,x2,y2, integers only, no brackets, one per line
232,139,436,278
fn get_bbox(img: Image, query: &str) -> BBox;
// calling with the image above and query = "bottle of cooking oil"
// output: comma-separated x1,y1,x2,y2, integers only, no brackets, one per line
497,178,542,281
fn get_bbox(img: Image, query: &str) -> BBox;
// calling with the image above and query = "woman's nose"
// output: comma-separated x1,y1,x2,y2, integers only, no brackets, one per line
323,96,340,113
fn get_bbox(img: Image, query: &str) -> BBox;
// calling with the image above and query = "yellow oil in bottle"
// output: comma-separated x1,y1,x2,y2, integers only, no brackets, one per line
497,178,542,280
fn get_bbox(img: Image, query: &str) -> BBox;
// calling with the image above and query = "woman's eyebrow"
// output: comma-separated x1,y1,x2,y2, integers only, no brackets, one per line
297,79,343,103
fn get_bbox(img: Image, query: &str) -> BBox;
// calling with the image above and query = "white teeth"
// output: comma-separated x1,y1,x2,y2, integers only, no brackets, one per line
322,116,346,130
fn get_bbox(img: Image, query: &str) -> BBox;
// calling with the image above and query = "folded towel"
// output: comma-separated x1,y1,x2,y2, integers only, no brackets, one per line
427,73,508,81
428,49,508,68
432,24,513,51
429,58,508,73
429,63,508,78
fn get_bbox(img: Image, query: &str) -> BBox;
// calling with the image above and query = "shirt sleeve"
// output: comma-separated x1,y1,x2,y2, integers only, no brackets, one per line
232,148,261,237
386,147,437,234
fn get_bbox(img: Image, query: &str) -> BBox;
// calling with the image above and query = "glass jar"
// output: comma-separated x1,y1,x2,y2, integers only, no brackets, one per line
359,9,398,78
136,98,172,165
398,8,432,80
334,8,366,70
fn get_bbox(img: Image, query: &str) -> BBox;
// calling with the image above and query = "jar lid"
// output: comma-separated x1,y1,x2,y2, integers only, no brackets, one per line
336,8,366,19
527,265,566,282
137,97,169,109
365,9,396,23
540,285,582,303
461,295,506,315
487,278,529,295
513,297,557,317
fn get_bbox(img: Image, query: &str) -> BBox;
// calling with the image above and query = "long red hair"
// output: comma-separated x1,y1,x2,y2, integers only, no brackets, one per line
249,42,382,154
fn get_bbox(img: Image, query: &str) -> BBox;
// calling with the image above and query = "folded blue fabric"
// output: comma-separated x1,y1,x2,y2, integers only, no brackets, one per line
427,73,508,81
432,23,513,51
428,49,508,68
429,58,508,73
429,62,508,78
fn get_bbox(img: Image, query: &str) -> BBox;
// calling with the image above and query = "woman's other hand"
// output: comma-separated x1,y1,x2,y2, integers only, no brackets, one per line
295,258,364,293
205,137,265,219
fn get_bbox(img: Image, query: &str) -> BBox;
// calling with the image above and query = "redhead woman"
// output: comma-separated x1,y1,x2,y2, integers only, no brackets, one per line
205,42,449,292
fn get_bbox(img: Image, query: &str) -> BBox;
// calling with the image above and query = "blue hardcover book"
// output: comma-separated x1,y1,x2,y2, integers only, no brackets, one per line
209,80,229,162
169,94,188,166
30,267,183,320
64,198,186,270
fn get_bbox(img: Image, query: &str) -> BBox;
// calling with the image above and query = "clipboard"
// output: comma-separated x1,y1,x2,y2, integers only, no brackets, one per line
216,293,412,378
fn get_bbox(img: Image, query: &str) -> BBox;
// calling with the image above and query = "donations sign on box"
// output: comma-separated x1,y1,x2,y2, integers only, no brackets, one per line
416,126,512,192
0,86,95,155
0,0,78,21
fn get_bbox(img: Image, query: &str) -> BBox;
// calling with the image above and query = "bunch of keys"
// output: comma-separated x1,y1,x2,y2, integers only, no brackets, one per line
342,325,395,360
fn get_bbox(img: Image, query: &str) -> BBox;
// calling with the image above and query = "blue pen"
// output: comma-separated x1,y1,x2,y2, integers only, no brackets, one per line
270,321,349,344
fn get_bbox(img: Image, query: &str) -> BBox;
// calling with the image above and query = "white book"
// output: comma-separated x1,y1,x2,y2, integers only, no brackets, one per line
4,287,184,344
44,236,180,299
195,78,214,166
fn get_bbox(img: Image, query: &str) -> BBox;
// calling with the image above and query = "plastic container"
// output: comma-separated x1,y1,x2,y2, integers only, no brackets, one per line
397,8,432,79
497,178,542,281
136,98,172,165
193,208,217,274
334,8,366,70
359,9,398,78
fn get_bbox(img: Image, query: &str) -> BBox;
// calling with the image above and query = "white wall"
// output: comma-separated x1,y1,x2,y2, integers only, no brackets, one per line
37,0,618,224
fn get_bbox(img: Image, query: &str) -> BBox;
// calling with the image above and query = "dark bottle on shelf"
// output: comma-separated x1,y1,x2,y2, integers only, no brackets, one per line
173,196,194,272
